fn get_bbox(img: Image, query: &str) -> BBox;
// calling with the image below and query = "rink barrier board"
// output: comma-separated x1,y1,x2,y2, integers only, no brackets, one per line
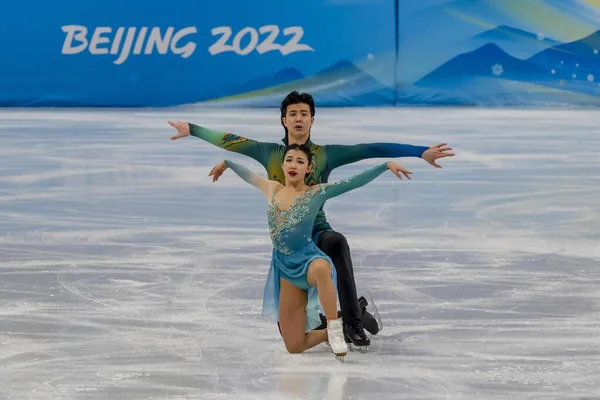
1,0,600,107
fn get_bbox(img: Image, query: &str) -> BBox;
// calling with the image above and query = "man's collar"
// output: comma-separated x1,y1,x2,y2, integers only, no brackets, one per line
282,135,314,147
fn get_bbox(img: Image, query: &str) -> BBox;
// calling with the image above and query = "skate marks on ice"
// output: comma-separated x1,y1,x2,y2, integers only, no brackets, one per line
1,108,599,399
353,250,599,399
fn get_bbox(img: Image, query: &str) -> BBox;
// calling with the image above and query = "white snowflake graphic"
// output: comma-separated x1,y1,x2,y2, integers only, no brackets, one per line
367,53,374,61
551,69,556,74
572,73,577,78
561,60,564,64
537,33,545,41
576,63,580,67
595,49,599,55
588,74,595,82
491,63,503,76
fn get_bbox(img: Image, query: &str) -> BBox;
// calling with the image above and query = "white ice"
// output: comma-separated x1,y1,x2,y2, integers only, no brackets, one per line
1,107,599,399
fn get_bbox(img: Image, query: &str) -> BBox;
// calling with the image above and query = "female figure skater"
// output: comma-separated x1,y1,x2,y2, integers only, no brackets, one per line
216,143,410,358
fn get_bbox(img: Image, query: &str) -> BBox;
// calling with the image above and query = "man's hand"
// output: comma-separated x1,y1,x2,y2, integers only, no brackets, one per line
421,143,455,168
168,121,190,140
386,162,413,179
209,161,228,182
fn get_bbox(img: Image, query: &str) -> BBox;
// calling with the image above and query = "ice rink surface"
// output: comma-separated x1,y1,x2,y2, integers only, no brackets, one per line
1,107,599,400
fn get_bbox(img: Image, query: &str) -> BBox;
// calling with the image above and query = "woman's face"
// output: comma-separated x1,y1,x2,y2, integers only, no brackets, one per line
282,149,309,184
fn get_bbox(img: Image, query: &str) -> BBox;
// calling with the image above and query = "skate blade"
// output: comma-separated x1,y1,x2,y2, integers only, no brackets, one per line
335,355,345,363
364,291,384,332
350,344,370,353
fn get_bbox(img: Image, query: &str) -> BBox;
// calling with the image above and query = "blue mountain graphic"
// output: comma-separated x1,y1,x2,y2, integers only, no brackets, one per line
466,25,561,60
294,60,396,105
403,40,600,106
528,29,600,71
416,43,548,86
210,60,396,106
471,25,559,45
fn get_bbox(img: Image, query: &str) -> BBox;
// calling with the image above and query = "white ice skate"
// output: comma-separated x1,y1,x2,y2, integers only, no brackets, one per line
327,319,348,360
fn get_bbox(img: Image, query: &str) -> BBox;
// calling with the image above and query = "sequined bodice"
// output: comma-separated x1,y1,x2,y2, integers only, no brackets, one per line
267,186,320,254
223,160,389,256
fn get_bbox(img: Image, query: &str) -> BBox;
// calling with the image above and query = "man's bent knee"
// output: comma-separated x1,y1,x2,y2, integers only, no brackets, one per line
329,232,349,250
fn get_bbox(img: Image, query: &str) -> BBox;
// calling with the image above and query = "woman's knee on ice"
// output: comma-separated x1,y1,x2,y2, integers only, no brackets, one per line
282,334,306,354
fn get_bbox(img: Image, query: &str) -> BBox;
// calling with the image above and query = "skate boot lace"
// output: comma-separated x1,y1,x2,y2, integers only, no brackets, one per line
350,320,366,335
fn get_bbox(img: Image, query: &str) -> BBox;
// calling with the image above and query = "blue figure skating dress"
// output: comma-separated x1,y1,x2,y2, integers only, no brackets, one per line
224,160,389,332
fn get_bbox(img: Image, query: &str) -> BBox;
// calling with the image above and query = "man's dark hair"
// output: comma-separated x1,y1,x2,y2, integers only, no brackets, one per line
280,91,316,144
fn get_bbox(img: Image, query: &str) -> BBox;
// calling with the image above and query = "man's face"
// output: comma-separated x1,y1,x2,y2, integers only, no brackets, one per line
282,103,313,140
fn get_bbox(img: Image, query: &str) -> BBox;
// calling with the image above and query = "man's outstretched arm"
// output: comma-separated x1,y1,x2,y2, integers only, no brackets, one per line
325,142,455,170
168,120,275,167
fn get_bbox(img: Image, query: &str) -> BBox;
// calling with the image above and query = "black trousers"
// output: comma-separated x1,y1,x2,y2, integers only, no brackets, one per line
316,230,361,324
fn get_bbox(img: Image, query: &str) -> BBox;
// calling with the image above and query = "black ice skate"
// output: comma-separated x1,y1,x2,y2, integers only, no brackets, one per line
344,320,371,347
337,310,370,346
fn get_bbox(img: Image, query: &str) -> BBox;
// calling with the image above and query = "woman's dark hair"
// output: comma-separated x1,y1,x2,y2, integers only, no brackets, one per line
280,91,315,144
283,143,313,175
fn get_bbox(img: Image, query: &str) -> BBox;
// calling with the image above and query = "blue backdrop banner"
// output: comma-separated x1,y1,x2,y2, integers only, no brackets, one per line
3,0,600,107
396,0,600,107
0,0,397,107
